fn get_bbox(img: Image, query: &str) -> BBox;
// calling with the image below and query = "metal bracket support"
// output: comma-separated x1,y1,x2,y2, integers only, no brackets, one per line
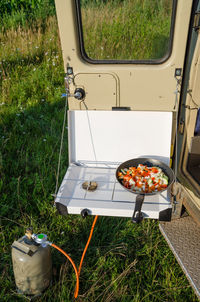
56,202,68,216
171,183,184,220
132,195,144,223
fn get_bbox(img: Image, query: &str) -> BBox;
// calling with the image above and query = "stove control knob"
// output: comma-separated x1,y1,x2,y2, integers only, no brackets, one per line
81,208,90,218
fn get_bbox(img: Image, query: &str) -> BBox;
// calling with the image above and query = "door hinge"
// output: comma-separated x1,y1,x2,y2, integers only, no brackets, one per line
193,11,200,31
178,119,185,134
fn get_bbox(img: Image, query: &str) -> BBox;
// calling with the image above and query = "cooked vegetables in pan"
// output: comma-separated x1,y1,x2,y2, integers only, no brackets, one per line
118,164,168,193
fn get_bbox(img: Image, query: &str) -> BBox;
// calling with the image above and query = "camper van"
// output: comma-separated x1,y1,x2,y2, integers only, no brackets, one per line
54,0,200,298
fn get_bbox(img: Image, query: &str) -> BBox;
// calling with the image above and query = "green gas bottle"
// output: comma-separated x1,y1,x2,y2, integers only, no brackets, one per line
11,228,52,295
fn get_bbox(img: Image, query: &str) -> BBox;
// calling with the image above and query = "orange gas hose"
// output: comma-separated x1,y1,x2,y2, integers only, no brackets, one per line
78,215,98,276
51,243,79,299
51,215,98,299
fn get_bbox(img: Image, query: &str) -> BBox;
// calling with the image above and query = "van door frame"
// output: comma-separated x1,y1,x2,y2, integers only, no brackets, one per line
176,0,200,224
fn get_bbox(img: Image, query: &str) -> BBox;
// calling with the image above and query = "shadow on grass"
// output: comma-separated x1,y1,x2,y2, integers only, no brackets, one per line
1,50,51,75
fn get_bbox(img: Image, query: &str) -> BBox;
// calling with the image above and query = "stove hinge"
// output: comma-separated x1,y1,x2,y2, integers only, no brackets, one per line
193,11,200,31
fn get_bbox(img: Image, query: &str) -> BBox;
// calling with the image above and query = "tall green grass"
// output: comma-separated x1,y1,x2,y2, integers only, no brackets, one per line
0,0,55,31
0,3,199,302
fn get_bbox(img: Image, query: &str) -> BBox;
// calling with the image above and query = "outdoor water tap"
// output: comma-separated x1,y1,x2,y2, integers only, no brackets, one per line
62,88,86,100
74,88,86,100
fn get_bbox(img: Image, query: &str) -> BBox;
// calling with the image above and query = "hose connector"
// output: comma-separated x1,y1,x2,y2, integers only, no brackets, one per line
32,233,52,247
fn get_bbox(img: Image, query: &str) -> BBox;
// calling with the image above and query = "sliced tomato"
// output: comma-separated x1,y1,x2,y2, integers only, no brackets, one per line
136,182,142,188
123,175,132,181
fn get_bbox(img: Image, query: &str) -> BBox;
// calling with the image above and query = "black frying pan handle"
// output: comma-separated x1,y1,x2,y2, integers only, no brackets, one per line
132,194,145,223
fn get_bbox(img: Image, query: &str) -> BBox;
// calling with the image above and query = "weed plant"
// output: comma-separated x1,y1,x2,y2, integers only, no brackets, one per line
0,2,199,302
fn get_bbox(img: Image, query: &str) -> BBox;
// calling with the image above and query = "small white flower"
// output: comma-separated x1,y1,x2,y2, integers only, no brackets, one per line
33,68,36,71
0,102,5,106
23,131,26,134
35,46,39,49
52,62,55,66
16,113,20,116
43,138,47,142
45,52,48,56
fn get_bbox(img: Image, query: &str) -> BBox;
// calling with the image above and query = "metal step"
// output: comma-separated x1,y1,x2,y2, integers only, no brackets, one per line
159,216,200,300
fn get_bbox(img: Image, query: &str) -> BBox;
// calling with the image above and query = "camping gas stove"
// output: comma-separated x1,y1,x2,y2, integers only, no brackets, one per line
55,110,173,222
55,161,172,220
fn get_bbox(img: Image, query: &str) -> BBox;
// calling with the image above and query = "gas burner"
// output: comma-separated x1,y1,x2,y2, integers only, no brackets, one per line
82,181,98,192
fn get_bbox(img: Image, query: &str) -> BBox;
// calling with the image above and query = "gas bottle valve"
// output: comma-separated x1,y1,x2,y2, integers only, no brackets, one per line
32,233,52,247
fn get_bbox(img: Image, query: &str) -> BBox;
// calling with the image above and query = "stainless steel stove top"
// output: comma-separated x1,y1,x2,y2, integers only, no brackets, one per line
55,162,172,219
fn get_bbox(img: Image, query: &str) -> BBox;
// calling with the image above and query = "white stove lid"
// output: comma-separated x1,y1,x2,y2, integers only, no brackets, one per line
68,110,172,165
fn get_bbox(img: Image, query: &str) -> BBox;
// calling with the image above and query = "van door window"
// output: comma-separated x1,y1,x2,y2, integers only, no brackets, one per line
77,0,175,63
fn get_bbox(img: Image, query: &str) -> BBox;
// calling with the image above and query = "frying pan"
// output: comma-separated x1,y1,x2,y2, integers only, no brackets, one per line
116,158,175,223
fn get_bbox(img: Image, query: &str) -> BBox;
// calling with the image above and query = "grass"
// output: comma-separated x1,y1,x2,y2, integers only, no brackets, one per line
0,0,55,31
0,2,199,302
